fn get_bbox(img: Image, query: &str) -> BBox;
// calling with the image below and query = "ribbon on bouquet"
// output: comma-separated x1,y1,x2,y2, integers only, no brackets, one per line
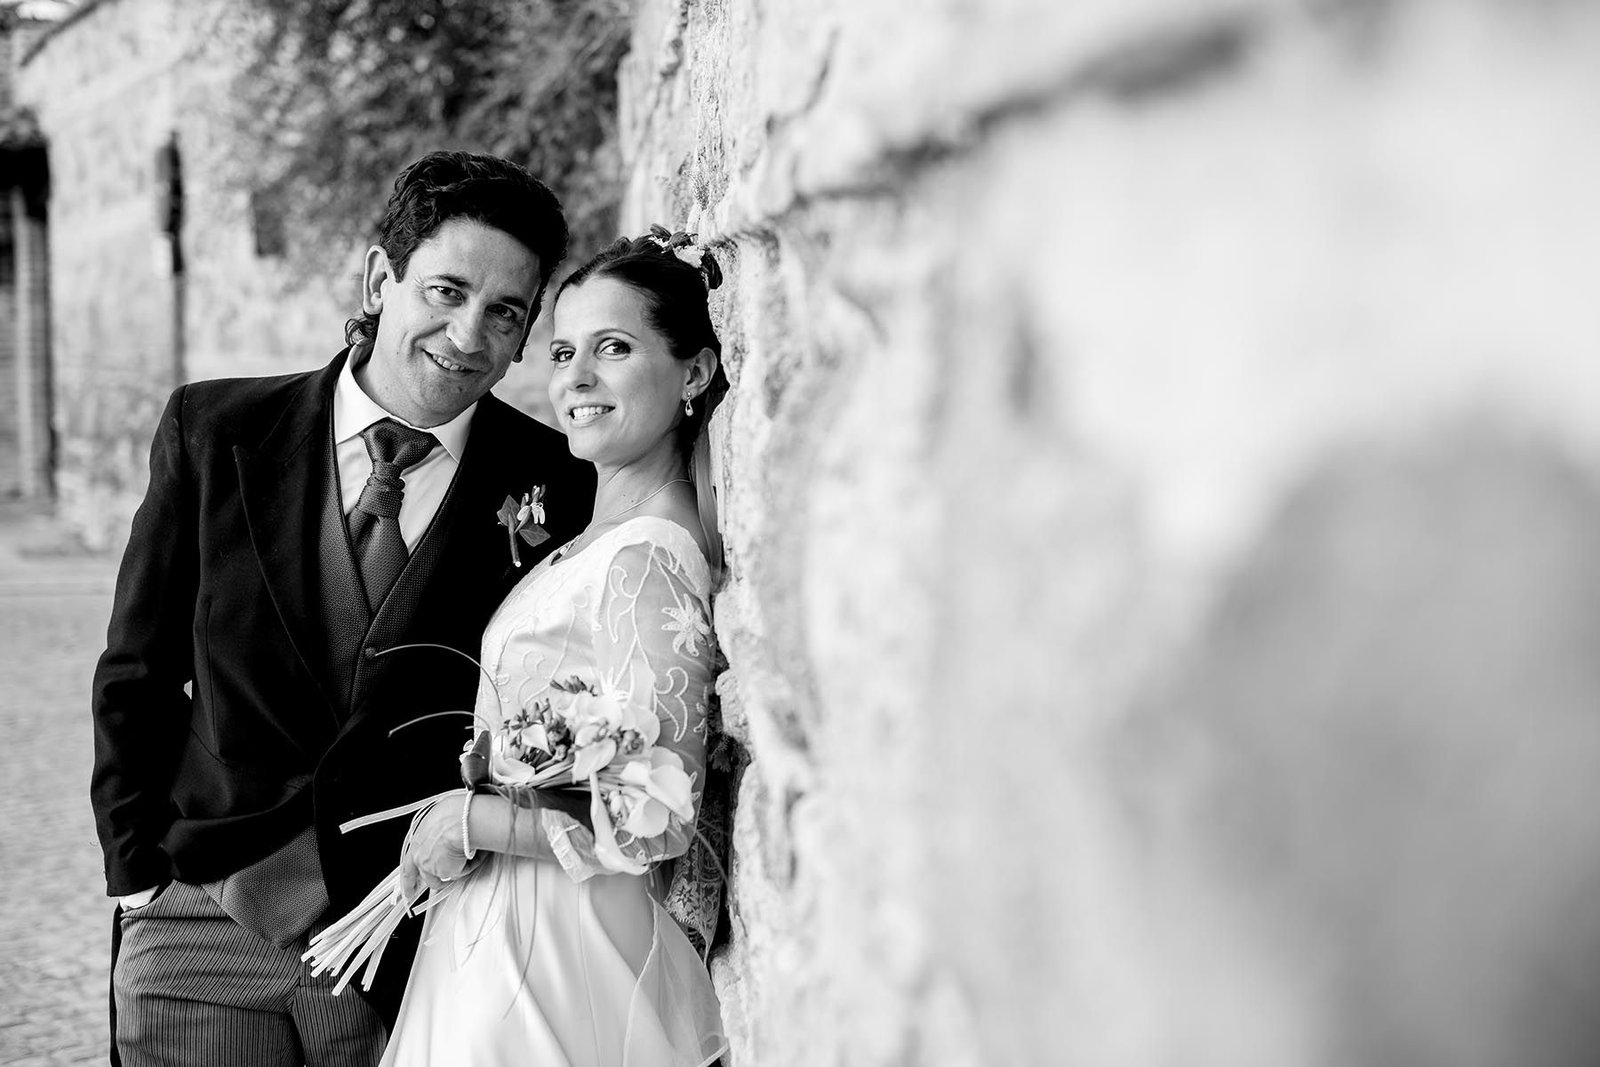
302,788,466,995
337,788,464,835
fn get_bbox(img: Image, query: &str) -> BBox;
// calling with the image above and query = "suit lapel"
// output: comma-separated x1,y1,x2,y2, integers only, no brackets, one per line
428,395,590,590
317,425,371,713
236,356,348,728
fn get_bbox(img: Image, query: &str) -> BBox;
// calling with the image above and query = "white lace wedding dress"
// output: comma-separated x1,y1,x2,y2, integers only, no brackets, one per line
380,516,727,1067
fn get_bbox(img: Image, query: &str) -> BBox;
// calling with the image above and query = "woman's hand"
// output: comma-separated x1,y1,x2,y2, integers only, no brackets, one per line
398,792,474,900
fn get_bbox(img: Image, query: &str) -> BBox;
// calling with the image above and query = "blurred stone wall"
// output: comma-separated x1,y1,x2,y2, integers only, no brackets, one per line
617,1,1600,1064
16,0,344,549
0,217,18,496
2,11,54,503
1,185,51,501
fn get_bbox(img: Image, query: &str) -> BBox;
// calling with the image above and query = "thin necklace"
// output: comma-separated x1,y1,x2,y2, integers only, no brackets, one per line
552,478,691,561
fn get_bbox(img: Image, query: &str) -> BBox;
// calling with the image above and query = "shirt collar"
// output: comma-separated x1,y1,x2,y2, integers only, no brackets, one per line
334,346,476,462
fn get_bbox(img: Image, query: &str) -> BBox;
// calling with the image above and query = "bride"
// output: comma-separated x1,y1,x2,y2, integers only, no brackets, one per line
377,229,730,1066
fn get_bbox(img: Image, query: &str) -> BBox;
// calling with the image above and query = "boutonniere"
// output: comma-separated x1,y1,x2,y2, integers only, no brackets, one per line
497,485,551,567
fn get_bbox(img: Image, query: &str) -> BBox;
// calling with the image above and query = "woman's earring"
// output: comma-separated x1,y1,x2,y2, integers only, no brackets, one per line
684,396,695,417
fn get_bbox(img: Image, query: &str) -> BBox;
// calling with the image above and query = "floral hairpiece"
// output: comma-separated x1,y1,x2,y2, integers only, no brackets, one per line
646,224,723,289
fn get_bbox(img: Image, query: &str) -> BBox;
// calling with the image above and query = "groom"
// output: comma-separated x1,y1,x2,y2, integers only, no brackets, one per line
91,151,595,1065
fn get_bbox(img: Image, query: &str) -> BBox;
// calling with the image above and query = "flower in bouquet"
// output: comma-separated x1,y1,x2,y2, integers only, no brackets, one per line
548,675,656,778
609,748,696,837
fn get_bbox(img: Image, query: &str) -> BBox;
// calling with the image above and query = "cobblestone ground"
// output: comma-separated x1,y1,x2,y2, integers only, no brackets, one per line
0,507,117,1066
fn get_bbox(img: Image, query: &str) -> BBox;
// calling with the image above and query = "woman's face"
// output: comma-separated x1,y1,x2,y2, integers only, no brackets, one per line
548,278,694,470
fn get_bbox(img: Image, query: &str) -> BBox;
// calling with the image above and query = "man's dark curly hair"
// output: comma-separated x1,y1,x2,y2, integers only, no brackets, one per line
345,151,569,347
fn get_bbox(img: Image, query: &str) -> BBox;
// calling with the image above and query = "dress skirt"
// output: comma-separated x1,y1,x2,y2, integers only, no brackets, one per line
380,849,726,1066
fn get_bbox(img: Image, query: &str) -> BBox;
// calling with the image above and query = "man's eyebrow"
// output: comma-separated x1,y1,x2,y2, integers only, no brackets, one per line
428,272,531,310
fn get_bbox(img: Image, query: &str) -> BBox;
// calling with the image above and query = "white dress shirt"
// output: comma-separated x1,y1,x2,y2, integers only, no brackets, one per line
333,352,475,549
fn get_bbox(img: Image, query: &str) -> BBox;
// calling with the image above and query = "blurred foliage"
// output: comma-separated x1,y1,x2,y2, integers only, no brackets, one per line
229,0,631,278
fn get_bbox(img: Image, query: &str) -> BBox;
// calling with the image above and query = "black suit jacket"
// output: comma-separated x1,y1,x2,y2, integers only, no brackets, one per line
90,351,593,1006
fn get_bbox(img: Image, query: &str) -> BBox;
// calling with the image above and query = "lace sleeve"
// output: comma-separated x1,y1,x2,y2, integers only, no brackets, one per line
544,536,715,881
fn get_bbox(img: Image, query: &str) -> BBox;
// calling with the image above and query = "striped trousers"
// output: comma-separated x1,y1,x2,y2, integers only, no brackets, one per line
112,880,387,1067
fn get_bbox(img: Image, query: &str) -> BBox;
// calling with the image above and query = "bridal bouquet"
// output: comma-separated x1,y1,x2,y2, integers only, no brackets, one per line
303,671,698,995
469,674,698,869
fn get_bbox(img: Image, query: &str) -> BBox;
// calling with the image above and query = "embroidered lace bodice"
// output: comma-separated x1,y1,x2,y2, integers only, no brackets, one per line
380,514,728,1066
472,515,715,880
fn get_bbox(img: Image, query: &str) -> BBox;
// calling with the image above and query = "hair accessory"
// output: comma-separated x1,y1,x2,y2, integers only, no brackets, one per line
646,224,723,290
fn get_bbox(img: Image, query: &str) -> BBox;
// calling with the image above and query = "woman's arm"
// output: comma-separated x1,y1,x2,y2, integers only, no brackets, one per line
544,539,716,878
398,790,562,897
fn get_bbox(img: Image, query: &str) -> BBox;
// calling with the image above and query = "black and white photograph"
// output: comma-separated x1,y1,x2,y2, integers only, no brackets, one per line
2,0,1599,1064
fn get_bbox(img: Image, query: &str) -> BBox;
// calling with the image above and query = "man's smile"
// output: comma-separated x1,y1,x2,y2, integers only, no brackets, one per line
425,350,473,374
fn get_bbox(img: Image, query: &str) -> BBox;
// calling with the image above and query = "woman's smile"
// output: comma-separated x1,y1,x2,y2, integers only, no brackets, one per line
567,404,615,425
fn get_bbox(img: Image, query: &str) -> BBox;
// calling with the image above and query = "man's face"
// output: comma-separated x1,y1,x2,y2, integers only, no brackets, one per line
356,218,542,428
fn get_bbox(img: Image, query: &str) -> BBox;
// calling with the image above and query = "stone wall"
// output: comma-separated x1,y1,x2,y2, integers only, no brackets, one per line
3,186,51,500
2,12,54,502
0,208,17,497
16,0,344,548
618,1,1600,1064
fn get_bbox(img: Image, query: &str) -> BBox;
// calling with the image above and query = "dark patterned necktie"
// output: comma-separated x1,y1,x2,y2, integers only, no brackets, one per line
349,418,437,612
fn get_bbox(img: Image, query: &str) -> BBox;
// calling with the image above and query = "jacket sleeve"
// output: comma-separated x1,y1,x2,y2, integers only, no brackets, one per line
90,386,200,895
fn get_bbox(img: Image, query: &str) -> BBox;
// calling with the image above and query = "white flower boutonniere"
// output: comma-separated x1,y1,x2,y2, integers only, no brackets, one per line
497,485,551,567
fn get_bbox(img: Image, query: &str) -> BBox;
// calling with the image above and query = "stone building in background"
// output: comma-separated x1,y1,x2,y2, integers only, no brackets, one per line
0,2,58,504
14,0,343,548
10,0,581,548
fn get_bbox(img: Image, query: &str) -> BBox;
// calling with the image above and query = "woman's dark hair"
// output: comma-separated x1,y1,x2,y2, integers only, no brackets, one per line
556,225,727,448
345,151,569,346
